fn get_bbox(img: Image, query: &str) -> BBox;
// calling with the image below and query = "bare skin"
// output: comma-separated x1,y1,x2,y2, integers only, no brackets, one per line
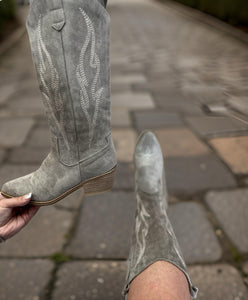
128,261,191,300
0,193,39,241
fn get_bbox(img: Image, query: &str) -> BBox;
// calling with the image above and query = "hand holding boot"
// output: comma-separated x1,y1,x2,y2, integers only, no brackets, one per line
0,193,39,242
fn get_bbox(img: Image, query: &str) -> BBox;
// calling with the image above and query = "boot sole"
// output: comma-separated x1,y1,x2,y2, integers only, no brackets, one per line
0,166,117,206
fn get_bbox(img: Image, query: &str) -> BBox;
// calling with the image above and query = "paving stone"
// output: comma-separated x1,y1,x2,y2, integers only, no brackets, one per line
243,262,248,275
66,191,136,259
120,62,145,73
155,128,210,157
0,118,35,147
153,92,203,115
227,96,248,116
113,163,135,190
186,116,248,136
111,74,147,92
209,136,248,175
0,164,38,187
168,202,222,263
8,146,49,164
134,111,183,132
188,264,248,300
0,259,54,300
205,189,248,253
181,83,227,103
111,107,131,127
26,127,52,148
53,261,126,300
0,148,5,163
111,92,155,109
54,188,84,211
0,205,74,257
153,89,185,104
0,84,17,105
7,89,44,115
112,129,137,162
165,155,236,194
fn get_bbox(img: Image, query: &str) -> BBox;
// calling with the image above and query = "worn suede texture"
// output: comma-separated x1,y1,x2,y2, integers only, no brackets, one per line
123,132,198,299
1,0,116,203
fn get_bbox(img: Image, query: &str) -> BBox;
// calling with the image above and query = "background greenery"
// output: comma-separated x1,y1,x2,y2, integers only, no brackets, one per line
169,0,248,27
0,0,16,34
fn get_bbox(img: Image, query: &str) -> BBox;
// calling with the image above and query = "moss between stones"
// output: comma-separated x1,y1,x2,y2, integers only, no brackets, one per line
50,253,71,264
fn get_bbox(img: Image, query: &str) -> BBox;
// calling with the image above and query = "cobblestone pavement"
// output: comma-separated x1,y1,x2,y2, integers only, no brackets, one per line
0,0,248,299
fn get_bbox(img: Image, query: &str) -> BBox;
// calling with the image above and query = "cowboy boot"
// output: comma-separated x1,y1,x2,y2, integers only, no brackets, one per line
123,131,198,299
1,0,117,205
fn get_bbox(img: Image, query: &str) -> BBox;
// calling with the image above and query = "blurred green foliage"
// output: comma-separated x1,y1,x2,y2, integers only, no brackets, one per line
0,0,16,33
171,0,248,26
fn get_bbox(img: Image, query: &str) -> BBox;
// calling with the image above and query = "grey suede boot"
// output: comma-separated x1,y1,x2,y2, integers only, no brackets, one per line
1,0,117,206
123,131,198,299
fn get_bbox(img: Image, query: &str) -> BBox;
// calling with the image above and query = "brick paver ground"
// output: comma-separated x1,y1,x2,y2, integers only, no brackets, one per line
0,0,248,299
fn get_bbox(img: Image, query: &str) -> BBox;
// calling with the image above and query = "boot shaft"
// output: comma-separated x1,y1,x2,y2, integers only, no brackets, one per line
26,0,111,166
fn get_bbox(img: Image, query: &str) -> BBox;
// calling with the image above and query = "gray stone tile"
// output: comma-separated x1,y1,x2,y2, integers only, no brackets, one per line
112,129,137,162
0,84,17,105
0,164,38,187
188,264,248,300
113,163,135,190
0,148,5,163
181,83,227,103
227,96,248,116
0,259,54,300
166,155,236,194
0,206,74,257
0,118,35,148
134,111,183,132
186,116,248,137
153,92,203,115
7,89,44,115
111,74,146,92
155,128,211,157
8,147,49,164
54,188,84,211
111,107,131,127
243,262,248,275
111,92,155,109
66,191,136,259
153,89,185,105
53,261,126,300
205,189,248,253
26,127,51,148
168,203,222,263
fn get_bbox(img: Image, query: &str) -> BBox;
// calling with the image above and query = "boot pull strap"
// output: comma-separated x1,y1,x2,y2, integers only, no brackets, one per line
49,0,65,32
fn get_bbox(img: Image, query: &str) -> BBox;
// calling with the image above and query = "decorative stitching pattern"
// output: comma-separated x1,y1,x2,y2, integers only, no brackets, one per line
134,189,186,270
36,16,70,150
76,8,104,147
133,193,151,269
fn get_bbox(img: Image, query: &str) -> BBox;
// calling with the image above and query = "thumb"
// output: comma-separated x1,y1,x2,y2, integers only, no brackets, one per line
0,193,32,208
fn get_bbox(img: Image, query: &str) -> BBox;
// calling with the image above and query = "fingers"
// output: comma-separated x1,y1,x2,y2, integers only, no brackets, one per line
0,193,32,208
26,205,40,220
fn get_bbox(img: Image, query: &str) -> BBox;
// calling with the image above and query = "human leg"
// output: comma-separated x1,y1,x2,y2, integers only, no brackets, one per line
128,261,191,300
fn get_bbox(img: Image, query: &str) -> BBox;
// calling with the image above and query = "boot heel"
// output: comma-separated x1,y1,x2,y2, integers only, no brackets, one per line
83,166,116,196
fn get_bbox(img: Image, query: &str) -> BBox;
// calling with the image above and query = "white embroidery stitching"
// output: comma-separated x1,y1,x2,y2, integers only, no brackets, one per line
77,8,104,147
134,193,151,269
37,16,70,150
